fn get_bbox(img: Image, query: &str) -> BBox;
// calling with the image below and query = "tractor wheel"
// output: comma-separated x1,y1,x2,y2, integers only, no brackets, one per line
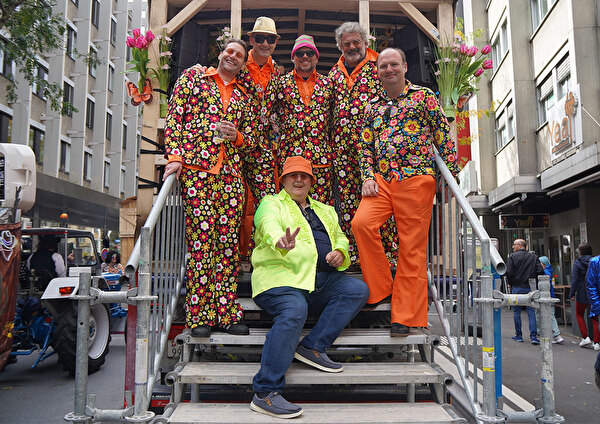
52,302,111,375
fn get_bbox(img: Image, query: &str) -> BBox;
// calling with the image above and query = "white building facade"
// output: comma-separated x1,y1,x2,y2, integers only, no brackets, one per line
0,0,147,236
462,0,600,285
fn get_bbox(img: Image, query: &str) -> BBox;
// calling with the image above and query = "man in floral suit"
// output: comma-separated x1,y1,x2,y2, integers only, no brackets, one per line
262,35,335,204
235,17,282,256
329,22,396,267
163,40,254,338
352,48,459,337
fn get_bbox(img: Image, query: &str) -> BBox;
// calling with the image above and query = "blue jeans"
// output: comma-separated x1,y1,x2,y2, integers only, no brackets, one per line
512,286,538,340
252,271,369,393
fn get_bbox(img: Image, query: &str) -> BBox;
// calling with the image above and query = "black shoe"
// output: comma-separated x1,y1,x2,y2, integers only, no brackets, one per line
191,325,211,338
390,322,409,337
213,323,250,335
362,295,392,311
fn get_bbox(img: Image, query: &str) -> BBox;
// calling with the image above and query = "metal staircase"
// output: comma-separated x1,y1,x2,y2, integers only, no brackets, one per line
164,298,465,424
65,149,564,424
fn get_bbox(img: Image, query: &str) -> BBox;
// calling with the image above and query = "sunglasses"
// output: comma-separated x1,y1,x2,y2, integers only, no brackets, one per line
254,34,277,44
294,50,316,58
224,47,244,59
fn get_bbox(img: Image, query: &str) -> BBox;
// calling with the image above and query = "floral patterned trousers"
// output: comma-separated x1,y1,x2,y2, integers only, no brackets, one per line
179,167,245,329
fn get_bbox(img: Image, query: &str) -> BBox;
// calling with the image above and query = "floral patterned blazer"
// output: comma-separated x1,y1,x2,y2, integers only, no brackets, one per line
262,71,334,167
360,81,459,183
329,50,381,154
164,67,255,177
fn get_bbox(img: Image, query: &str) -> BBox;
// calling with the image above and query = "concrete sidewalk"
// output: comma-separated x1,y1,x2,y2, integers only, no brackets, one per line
434,308,600,424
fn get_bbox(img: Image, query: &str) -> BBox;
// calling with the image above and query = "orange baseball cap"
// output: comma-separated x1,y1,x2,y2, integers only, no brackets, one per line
279,156,316,185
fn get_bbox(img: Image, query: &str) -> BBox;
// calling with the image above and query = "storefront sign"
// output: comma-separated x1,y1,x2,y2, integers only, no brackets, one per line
499,214,550,229
546,85,582,161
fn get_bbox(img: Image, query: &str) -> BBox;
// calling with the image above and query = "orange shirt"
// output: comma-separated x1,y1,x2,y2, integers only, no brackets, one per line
168,68,244,174
334,48,378,89
293,69,318,106
246,50,276,98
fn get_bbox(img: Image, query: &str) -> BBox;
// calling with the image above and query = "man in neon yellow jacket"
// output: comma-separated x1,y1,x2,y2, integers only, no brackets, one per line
249,156,369,419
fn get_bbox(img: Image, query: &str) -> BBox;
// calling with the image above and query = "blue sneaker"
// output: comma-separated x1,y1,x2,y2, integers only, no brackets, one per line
294,344,343,373
511,336,523,342
531,338,540,345
250,392,303,419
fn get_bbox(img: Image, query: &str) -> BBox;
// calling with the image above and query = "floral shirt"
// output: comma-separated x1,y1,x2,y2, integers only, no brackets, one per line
262,71,334,167
329,49,381,152
164,68,255,177
360,81,459,182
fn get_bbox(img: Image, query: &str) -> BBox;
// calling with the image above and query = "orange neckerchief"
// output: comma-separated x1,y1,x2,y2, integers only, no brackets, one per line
293,69,318,106
335,48,378,89
167,70,243,175
246,50,275,98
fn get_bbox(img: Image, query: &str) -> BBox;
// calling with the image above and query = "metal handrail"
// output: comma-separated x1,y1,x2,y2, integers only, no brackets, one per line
430,148,504,423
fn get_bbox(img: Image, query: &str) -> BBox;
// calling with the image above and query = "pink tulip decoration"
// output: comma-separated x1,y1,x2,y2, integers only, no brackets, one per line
459,44,469,55
474,68,484,77
125,28,154,98
481,44,492,54
482,59,493,69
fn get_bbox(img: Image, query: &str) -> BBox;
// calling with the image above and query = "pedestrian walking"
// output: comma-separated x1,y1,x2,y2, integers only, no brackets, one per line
570,242,598,349
505,239,543,344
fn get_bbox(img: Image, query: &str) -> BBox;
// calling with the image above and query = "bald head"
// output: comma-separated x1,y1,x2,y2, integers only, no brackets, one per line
513,239,527,252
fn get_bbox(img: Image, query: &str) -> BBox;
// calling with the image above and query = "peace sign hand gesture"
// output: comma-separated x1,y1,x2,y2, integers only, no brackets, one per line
276,227,300,251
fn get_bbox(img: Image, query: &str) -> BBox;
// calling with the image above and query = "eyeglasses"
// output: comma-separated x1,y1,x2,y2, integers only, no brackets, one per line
253,34,277,44
224,47,244,59
294,50,316,58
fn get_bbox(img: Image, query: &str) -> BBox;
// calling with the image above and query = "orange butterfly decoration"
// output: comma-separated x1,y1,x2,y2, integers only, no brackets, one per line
126,78,153,106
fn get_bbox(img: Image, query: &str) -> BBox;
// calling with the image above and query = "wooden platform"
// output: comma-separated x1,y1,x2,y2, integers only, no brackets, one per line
175,362,452,386
168,402,466,423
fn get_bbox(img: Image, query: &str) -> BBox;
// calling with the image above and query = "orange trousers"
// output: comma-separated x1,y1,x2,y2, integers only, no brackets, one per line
351,174,436,327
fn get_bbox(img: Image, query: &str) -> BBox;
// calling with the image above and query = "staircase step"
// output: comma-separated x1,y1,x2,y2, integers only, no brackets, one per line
238,297,390,311
168,402,465,423
175,362,452,386
185,327,438,346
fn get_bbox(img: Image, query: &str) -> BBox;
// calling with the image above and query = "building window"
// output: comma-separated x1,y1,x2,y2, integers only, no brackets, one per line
0,49,13,77
531,0,557,31
556,56,571,100
491,20,508,70
108,65,114,92
0,112,12,143
91,0,100,28
66,25,77,59
89,47,97,78
63,82,74,116
121,169,126,194
33,64,48,98
122,124,127,150
29,127,45,165
537,74,554,126
495,100,514,151
110,18,117,46
86,98,95,129
60,140,71,173
83,152,92,181
104,161,110,188
106,112,112,140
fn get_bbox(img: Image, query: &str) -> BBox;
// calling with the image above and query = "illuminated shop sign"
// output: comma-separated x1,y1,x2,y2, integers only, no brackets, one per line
499,214,550,229
546,85,582,161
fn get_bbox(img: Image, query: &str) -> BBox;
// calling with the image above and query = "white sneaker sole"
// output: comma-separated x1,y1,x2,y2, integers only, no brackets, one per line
294,352,344,373
250,401,303,419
